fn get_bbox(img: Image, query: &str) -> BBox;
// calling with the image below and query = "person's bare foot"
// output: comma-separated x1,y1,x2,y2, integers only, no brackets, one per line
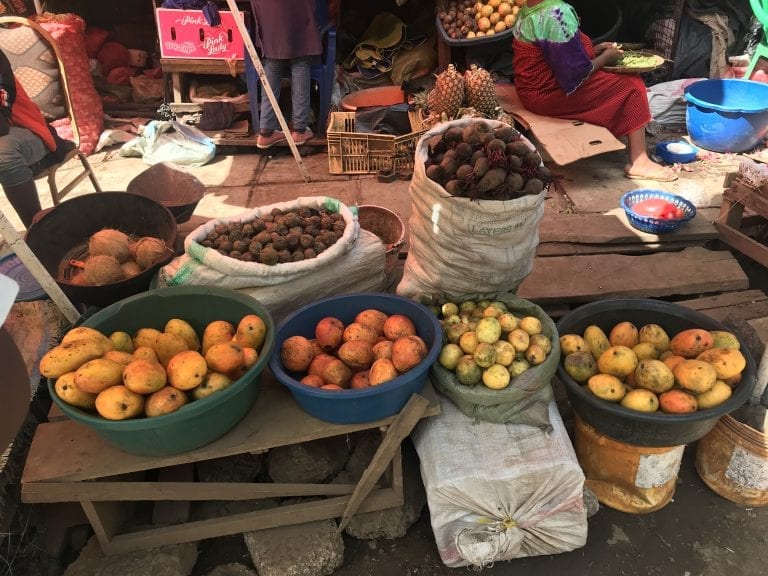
624,157,677,182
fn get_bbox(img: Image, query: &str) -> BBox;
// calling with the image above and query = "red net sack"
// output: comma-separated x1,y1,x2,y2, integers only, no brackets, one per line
36,13,103,155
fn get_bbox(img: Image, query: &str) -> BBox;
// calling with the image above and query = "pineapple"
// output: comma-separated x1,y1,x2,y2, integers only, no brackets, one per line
427,64,465,119
464,64,499,117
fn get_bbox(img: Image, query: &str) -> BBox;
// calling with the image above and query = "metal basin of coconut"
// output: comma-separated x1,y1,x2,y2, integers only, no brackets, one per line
25,192,177,308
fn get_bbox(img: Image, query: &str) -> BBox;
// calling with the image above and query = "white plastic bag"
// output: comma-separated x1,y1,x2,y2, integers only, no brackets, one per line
647,78,706,125
396,118,546,301
412,397,587,568
120,120,216,167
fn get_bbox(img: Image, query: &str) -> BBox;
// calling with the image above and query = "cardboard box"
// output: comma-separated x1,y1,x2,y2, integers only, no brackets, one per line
495,84,625,166
156,8,247,60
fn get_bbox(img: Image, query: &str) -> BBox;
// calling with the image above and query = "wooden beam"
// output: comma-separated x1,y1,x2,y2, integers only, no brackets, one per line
24,480,361,503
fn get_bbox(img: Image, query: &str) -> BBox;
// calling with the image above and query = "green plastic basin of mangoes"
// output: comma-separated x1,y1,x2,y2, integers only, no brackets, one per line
47,286,275,456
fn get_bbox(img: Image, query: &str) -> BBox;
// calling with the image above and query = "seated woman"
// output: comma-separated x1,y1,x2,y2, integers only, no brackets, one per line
0,48,71,227
512,0,676,182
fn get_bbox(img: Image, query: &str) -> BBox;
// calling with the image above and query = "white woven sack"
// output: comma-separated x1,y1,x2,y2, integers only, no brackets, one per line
396,118,545,301
165,196,359,288
412,397,587,568
159,230,386,324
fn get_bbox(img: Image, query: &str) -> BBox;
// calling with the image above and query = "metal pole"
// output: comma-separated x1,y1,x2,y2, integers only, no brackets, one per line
225,0,312,183
0,210,80,324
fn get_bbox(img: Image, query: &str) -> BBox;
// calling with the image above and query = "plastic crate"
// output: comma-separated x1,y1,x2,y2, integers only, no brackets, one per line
326,110,426,175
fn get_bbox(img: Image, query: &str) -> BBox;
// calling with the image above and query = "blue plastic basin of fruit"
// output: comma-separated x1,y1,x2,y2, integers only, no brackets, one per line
48,286,275,456
269,293,442,424
684,79,768,153
621,189,696,234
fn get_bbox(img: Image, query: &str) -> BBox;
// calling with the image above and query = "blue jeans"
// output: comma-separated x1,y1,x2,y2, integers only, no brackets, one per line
259,56,312,133
0,126,47,187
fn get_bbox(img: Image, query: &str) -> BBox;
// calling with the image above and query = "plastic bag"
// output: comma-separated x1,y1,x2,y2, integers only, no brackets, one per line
429,293,557,429
120,120,216,167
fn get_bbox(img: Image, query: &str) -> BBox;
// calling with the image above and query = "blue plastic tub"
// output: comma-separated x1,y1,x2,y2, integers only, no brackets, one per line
684,79,768,153
269,293,442,424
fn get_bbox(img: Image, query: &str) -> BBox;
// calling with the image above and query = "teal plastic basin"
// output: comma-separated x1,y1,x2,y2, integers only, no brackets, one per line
48,286,275,456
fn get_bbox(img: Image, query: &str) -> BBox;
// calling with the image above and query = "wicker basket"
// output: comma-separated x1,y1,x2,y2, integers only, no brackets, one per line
326,110,426,175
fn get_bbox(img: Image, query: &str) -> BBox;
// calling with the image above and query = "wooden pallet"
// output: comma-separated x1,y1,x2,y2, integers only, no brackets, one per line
715,179,768,268
22,376,439,555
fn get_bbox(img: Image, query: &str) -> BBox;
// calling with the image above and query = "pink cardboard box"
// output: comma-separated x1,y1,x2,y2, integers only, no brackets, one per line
156,8,247,60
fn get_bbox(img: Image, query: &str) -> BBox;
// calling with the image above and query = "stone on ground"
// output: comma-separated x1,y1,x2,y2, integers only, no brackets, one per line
243,518,343,576
196,453,265,483
204,563,257,576
267,436,350,483
337,443,426,540
344,430,381,479
63,535,197,576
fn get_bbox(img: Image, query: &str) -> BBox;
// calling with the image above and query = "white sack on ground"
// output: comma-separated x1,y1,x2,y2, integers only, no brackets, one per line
397,118,545,301
159,229,386,324
167,197,359,288
412,396,587,568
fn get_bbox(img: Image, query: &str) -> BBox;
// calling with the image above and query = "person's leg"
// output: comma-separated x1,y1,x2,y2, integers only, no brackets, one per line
0,127,48,227
290,56,313,144
257,58,288,149
624,127,677,182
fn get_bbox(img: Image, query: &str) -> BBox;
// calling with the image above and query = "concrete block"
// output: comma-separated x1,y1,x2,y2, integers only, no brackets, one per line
63,535,197,576
344,430,381,480
204,563,258,576
244,518,343,576
339,443,426,541
267,436,351,483
196,453,265,483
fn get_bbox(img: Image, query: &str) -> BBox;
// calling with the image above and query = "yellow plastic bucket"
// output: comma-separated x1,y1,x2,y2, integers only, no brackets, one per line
574,415,685,513
695,414,768,507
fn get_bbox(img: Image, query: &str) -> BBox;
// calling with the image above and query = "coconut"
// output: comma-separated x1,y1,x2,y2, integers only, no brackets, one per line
83,255,125,286
134,236,168,269
88,229,132,263
121,259,142,278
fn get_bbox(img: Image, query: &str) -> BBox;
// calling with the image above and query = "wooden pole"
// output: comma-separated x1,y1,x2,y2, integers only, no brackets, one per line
224,0,312,184
0,210,80,324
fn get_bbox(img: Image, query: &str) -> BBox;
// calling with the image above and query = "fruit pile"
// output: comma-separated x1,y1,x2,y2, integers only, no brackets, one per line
69,229,169,286
438,0,525,41
434,299,553,391
424,119,553,200
630,198,687,221
560,322,747,414
197,207,347,264
42,315,268,420
416,64,500,122
280,310,429,390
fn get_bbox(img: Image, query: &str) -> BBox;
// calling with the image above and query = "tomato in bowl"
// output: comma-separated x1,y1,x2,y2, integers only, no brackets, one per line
621,190,696,234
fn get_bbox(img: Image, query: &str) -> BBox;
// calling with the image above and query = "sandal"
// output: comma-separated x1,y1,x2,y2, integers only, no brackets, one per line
624,168,678,182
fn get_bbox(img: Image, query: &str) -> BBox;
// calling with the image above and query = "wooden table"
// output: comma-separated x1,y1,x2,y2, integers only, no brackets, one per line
21,375,439,554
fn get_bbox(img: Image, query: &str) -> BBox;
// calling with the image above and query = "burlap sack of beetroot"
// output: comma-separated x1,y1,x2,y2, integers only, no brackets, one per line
429,293,559,430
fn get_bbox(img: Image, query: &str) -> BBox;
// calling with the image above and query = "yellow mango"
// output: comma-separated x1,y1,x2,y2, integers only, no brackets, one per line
61,326,113,353
638,323,671,354
697,380,733,410
673,359,717,394
670,329,714,358
634,359,675,394
696,348,746,381
164,318,201,351
621,388,659,413
587,373,626,402
710,330,740,350
597,346,638,378
559,334,590,356
563,351,598,383
632,342,659,361
74,358,125,394
609,321,639,348
39,339,105,379
583,325,610,361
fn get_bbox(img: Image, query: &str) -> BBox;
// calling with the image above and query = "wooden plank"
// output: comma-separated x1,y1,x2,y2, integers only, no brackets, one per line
152,464,194,526
160,58,245,75
24,480,360,504
677,290,768,312
22,378,440,484
337,394,429,532
536,240,702,257
538,212,718,245
80,500,131,548
100,489,400,555
517,247,749,305
715,222,768,269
